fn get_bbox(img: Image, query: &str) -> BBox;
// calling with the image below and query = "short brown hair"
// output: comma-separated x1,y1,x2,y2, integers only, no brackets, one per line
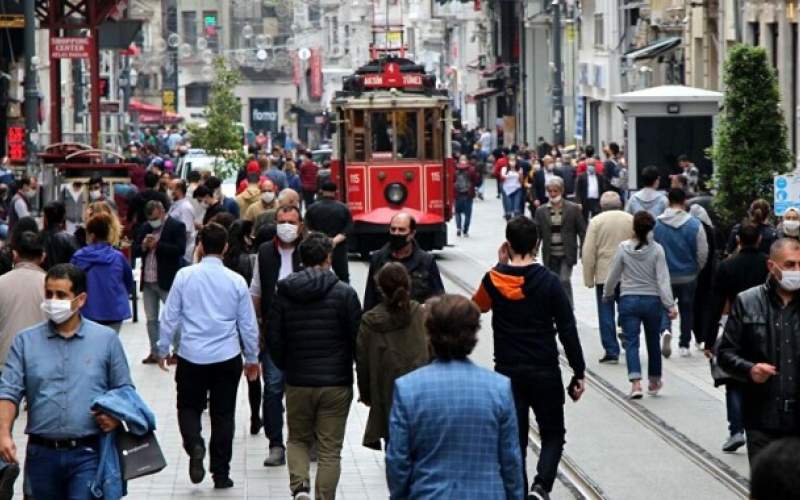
425,294,480,360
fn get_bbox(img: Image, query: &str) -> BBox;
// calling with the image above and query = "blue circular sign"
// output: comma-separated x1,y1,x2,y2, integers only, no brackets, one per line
777,190,788,201
777,177,788,189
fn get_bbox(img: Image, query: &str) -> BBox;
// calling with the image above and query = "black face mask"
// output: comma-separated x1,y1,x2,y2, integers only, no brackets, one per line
389,233,409,251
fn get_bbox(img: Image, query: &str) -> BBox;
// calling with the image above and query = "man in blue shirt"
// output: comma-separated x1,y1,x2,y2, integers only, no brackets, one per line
158,222,260,489
0,263,133,500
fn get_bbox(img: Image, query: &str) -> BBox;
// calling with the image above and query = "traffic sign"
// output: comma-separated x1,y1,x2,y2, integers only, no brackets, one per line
298,48,311,61
774,174,800,215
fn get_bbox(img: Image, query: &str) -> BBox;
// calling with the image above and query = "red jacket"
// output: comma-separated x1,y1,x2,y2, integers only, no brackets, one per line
493,156,508,178
299,160,319,191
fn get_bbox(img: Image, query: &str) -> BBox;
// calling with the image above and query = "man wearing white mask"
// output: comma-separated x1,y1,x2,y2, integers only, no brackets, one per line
0,263,132,498
778,207,800,240
243,179,277,222
250,206,304,467
718,238,800,467
134,201,187,364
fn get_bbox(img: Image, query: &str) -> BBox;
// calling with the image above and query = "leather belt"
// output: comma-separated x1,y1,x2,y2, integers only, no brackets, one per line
28,434,100,450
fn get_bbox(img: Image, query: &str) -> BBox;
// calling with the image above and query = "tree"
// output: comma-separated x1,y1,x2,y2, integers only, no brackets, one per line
187,58,245,179
711,44,793,226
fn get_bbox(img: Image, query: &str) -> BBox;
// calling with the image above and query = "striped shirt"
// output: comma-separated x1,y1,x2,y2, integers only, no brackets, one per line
549,205,564,257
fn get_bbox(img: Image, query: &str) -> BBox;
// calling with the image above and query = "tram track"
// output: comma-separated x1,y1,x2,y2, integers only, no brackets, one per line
436,262,750,499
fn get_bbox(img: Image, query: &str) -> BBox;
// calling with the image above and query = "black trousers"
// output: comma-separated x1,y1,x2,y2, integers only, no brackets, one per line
332,244,350,283
746,428,792,466
510,373,566,494
176,355,242,477
582,198,601,222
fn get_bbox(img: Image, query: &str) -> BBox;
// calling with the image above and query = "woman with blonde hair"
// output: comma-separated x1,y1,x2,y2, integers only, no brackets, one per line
81,201,122,247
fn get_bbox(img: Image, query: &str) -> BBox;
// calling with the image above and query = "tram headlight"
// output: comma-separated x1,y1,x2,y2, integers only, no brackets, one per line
384,183,407,205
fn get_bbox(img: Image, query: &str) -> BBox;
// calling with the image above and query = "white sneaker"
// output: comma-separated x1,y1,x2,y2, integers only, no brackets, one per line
293,493,312,500
679,347,691,358
661,331,672,359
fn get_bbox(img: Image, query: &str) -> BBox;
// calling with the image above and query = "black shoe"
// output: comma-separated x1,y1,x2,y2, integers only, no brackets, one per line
250,416,262,435
188,443,205,484
213,475,234,489
528,483,550,500
0,463,19,500
598,354,619,364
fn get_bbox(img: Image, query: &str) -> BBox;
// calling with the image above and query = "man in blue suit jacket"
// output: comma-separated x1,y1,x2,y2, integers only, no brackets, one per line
386,295,524,500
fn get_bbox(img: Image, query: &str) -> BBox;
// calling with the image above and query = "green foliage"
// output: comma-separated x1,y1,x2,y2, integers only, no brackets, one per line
711,44,793,226
187,58,245,179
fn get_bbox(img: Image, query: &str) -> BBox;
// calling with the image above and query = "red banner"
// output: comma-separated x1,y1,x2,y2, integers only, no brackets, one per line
310,48,322,99
292,51,302,87
50,37,92,58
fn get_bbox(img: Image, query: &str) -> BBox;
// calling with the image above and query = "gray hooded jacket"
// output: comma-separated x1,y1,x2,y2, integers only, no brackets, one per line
604,237,675,309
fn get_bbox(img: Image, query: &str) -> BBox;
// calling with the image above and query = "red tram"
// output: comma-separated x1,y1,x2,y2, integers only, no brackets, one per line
330,56,454,258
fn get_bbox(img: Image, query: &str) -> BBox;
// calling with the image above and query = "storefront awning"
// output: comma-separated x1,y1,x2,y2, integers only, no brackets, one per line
467,87,501,102
624,37,682,61
128,100,184,124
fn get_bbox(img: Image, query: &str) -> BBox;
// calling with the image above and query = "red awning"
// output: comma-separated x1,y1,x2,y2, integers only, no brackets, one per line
467,87,501,102
128,100,184,124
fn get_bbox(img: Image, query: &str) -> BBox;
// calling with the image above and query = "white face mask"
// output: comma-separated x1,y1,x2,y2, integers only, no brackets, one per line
89,189,102,201
41,298,76,324
777,268,800,292
784,220,800,234
149,219,163,229
276,223,298,243
550,195,562,204
261,191,276,205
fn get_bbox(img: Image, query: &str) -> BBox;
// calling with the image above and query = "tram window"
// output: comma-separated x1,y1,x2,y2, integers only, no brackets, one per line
348,109,366,162
423,109,442,160
371,111,394,159
395,111,418,159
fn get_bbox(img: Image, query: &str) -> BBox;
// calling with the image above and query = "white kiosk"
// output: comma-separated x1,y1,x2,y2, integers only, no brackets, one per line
613,85,723,189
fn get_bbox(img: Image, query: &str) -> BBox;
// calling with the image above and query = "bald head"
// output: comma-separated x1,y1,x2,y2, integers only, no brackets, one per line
277,188,300,208
390,212,416,235
600,191,622,210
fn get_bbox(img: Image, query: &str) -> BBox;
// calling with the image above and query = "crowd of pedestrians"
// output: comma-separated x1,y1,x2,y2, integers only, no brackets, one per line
0,123,798,500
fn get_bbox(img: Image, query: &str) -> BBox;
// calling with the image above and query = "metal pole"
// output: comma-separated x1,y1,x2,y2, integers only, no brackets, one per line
23,0,38,173
551,0,565,146
48,0,62,144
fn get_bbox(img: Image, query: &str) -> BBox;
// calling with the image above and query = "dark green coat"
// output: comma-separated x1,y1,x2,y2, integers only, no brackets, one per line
356,301,430,449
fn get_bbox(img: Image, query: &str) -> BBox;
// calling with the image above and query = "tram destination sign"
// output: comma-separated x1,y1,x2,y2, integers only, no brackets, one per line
363,73,423,88
50,37,93,59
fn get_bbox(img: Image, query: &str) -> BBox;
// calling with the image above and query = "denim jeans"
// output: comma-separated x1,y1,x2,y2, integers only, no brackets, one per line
660,281,697,348
454,195,474,233
619,295,663,381
595,285,620,357
509,373,565,493
142,282,169,356
260,349,286,448
726,384,744,436
501,189,523,218
25,442,99,500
